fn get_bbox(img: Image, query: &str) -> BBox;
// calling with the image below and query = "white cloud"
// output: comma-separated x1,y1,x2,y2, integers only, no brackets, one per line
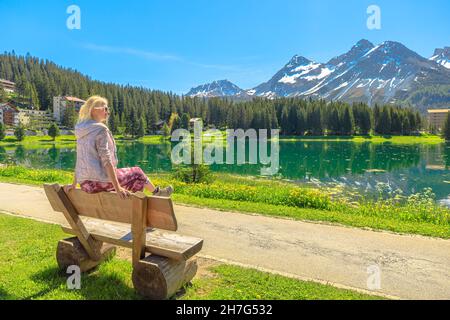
82,43,243,72
82,43,182,62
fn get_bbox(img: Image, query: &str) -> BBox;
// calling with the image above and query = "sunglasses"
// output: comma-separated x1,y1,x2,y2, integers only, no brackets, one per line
95,106,110,113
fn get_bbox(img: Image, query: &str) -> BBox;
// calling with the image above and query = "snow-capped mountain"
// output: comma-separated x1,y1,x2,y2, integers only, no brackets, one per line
186,40,450,108
430,47,450,69
186,79,246,98
301,40,450,106
248,55,333,98
250,39,375,100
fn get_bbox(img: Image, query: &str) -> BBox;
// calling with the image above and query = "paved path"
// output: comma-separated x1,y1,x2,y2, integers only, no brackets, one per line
0,182,449,300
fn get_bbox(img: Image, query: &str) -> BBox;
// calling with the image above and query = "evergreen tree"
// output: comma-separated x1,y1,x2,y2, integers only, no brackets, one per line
108,110,118,134
15,74,27,101
295,107,306,136
378,107,392,135
280,106,290,135
341,107,354,136
391,111,402,134
402,115,411,135
328,107,340,135
147,104,159,134
61,102,77,129
181,113,190,130
408,112,417,132
29,83,40,109
14,123,25,141
125,108,138,138
48,122,60,141
0,122,5,140
137,117,146,138
443,112,450,141
360,108,372,135
415,112,422,131
0,87,7,103
308,106,323,135
373,104,381,133
287,105,297,134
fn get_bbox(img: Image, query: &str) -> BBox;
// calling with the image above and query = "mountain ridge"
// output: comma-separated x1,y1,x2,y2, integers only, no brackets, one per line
186,40,450,110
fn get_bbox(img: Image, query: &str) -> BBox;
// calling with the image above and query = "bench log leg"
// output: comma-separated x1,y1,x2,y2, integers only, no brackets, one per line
132,255,198,300
56,237,116,273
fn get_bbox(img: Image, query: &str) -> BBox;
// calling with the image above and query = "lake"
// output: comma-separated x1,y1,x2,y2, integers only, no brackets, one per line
1,140,449,205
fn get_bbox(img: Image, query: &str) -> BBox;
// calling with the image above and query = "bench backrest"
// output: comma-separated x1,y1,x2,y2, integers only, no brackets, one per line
44,184,177,231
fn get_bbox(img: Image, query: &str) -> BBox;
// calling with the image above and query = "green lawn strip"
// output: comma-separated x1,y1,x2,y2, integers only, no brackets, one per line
278,134,444,144
173,194,450,239
0,134,176,146
0,133,444,146
0,135,76,145
181,264,380,300
0,213,379,300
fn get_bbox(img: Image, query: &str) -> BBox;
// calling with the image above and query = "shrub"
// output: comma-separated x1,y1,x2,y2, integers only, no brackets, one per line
172,164,212,184
48,123,60,141
14,124,25,141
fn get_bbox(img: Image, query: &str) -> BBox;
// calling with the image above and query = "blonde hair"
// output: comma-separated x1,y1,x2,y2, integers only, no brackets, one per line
77,95,108,123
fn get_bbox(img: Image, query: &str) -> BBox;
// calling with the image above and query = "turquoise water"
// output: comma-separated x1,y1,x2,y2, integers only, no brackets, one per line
1,141,449,204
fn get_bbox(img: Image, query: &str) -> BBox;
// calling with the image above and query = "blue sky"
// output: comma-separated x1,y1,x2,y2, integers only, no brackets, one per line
1,0,449,94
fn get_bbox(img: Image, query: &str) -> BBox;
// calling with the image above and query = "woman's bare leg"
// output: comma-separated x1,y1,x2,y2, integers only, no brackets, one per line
144,181,156,193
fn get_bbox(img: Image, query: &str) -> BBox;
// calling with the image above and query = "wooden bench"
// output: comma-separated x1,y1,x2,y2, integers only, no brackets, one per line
43,183,203,299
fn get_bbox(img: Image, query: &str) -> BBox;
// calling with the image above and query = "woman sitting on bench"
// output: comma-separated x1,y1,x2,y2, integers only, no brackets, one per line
64,95,173,199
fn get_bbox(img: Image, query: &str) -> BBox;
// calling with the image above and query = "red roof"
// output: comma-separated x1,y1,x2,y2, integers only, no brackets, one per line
0,102,19,112
0,79,15,85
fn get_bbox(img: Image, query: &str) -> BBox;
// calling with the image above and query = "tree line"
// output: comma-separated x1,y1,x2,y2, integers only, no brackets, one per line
1,51,424,137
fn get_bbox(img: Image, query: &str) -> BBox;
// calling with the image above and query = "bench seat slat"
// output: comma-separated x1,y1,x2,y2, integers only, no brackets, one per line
61,217,203,261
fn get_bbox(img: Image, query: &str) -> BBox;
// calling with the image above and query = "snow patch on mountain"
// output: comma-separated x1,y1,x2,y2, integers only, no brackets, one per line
430,47,450,69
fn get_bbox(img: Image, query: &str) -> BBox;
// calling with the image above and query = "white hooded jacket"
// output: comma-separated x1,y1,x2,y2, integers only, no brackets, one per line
74,120,118,183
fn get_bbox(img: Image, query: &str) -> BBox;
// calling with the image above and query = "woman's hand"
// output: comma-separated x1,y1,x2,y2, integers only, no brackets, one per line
116,186,131,199
63,184,77,193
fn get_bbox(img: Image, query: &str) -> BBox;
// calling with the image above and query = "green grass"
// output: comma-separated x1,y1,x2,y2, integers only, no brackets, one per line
0,165,448,238
0,135,77,146
0,213,379,300
181,264,380,300
278,134,444,144
0,134,165,146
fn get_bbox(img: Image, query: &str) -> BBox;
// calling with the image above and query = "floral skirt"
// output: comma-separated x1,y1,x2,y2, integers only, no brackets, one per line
80,167,150,194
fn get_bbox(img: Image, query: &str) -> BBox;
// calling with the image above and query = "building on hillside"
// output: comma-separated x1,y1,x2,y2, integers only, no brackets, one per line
0,79,16,93
53,96,86,123
0,103,20,126
427,108,450,131
19,109,54,129
18,110,30,126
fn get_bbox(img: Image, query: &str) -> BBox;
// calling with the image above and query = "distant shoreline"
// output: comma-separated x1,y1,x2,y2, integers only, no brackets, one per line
0,133,445,146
